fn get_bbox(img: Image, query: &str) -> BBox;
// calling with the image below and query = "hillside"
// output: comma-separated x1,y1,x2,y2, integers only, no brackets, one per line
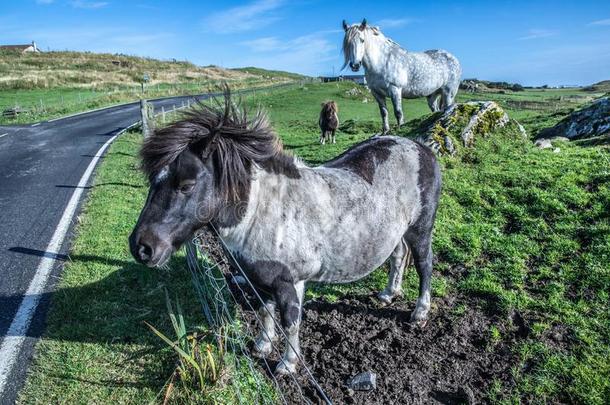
583,80,610,93
0,50,307,124
231,66,307,81
0,50,300,90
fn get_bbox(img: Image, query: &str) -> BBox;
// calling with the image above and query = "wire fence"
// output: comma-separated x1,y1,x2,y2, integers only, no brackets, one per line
186,227,332,404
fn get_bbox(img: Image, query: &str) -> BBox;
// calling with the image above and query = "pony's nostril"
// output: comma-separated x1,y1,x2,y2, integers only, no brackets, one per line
138,243,153,261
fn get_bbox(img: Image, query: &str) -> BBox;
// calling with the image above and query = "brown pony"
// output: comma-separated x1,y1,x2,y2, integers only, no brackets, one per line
319,101,339,144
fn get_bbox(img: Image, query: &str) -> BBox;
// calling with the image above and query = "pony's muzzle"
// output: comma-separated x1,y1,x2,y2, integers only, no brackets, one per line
349,62,361,72
129,229,172,268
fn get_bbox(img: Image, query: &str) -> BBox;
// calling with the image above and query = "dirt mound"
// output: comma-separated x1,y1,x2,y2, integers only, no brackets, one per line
202,229,521,404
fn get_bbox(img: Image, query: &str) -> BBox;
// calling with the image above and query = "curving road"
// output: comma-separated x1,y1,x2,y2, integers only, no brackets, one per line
0,94,214,404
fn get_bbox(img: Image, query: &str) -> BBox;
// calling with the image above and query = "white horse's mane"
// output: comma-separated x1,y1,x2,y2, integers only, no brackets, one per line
342,24,404,68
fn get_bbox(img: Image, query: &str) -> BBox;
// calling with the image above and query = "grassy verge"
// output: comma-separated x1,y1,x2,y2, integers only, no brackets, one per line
19,82,609,403
0,79,301,125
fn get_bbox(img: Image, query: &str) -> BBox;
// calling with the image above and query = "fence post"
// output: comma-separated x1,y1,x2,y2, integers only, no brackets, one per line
161,106,166,124
140,99,155,138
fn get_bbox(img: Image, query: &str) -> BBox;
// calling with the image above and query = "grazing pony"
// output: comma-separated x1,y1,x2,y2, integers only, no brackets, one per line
342,19,462,134
129,91,442,375
319,101,339,144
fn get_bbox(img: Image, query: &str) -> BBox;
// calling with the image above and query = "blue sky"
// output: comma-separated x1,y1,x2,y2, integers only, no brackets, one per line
1,0,609,85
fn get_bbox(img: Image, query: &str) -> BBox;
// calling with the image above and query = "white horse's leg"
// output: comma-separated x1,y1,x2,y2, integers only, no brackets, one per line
253,300,276,357
427,90,442,112
276,280,305,375
372,89,390,134
441,84,458,110
378,237,410,304
320,130,326,145
389,86,404,128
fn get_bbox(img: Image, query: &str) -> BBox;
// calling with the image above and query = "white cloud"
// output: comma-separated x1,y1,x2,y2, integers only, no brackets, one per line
588,18,610,26
70,1,109,9
238,31,338,75
376,18,414,28
203,0,284,34
0,25,175,58
241,37,284,52
518,29,558,40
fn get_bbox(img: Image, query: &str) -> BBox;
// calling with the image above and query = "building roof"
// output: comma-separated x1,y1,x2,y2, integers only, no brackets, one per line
0,44,33,50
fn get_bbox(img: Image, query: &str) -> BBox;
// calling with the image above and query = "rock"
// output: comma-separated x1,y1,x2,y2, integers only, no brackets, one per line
538,97,610,140
347,371,377,391
534,138,553,149
415,101,516,156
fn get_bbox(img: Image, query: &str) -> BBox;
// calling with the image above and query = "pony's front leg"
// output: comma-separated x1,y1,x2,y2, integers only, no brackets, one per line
389,86,404,129
275,280,305,375
253,300,276,357
319,130,326,145
372,90,390,134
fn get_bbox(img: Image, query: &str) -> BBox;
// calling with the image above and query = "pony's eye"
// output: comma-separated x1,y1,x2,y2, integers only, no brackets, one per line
360,38,364,43
179,182,196,194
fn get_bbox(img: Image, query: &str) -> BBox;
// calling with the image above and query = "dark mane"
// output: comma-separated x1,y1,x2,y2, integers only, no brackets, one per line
140,88,298,203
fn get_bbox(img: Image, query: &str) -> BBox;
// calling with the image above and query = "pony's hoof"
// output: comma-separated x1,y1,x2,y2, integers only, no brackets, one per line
275,360,297,375
410,310,429,328
377,290,401,305
411,318,428,328
252,339,272,358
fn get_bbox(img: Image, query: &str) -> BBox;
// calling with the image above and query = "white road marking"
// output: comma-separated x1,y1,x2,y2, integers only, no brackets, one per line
0,131,120,395
0,133,7,139
31,123,40,127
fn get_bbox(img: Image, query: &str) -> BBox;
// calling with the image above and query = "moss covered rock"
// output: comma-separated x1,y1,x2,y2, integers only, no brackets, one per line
413,101,524,156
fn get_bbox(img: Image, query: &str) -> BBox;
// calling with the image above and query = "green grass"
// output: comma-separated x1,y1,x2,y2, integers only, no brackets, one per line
19,82,609,404
0,50,304,124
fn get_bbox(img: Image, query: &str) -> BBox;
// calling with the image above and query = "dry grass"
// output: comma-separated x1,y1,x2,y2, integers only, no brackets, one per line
0,50,301,90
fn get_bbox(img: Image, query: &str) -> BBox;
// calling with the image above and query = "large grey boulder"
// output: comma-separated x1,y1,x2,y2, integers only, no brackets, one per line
414,101,522,155
538,97,610,140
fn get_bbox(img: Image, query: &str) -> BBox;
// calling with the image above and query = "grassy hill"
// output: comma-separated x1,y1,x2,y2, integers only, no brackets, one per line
231,66,307,81
0,50,300,90
583,80,610,93
0,50,306,124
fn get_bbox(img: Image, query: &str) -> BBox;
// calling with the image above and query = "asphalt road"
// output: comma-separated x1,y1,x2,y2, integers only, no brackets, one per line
0,94,212,404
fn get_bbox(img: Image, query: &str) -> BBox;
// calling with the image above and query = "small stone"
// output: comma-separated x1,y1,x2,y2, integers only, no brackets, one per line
553,147,561,153
534,138,553,149
347,371,377,391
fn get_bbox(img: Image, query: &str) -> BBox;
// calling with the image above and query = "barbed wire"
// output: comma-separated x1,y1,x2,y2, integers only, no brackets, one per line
186,225,333,404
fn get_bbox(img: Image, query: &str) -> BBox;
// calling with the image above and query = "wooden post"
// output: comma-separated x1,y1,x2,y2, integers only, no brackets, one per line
161,106,166,124
140,99,155,138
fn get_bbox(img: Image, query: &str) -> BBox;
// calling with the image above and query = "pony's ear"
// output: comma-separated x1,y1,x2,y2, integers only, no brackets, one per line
342,20,348,31
360,18,367,29
321,102,325,108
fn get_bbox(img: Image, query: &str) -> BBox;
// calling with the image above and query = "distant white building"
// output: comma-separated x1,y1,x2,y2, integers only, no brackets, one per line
0,41,41,53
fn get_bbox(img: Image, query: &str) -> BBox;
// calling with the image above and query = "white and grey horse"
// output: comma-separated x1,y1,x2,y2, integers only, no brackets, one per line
343,19,462,133
129,91,441,374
